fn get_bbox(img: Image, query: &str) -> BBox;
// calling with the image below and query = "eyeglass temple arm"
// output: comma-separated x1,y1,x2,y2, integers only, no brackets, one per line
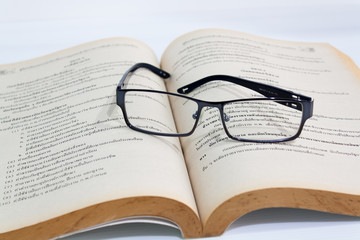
117,63,171,89
177,75,312,102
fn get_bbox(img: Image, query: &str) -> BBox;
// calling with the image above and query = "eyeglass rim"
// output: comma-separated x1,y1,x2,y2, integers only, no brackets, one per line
117,88,312,142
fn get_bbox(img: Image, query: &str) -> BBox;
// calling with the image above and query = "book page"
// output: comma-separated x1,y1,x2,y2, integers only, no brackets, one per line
0,38,198,233
161,29,360,223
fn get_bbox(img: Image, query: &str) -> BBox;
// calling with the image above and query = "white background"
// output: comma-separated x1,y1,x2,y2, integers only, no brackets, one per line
1,0,360,239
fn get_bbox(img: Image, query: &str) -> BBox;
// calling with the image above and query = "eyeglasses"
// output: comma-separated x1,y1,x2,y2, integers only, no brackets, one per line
116,63,313,143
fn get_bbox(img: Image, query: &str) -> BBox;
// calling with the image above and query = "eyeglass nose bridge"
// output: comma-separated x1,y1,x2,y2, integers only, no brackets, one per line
193,101,229,127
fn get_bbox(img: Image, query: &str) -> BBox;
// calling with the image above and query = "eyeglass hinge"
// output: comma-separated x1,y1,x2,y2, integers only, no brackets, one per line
292,94,300,100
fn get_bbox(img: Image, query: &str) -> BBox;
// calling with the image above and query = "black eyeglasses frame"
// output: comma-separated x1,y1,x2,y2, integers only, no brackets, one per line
116,63,313,143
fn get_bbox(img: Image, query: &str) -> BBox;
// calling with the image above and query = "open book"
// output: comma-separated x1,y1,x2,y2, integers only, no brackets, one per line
1,28,360,240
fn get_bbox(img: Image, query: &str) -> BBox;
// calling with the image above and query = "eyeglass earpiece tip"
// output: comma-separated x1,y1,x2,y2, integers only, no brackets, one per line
159,71,170,78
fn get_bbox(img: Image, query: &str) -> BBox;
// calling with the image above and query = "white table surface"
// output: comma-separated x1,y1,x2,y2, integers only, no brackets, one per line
1,0,360,239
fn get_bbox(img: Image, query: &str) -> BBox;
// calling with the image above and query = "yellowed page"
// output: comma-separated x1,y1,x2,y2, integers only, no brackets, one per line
161,29,360,223
0,38,198,233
